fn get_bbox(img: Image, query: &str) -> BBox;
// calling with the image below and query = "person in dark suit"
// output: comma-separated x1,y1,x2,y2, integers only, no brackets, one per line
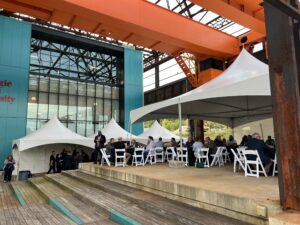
247,133,273,173
47,151,56,174
186,137,195,166
94,131,106,164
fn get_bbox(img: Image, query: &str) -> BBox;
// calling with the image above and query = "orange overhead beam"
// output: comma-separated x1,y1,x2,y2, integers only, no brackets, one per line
0,0,240,58
190,0,266,35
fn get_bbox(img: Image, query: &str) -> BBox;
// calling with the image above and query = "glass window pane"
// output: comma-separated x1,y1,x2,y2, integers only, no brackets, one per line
59,79,69,94
67,121,76,133
38,92,48,119
103,99,111,122
26,119,36,134
112,87,119,99
29,75,39,91
69,80,77,95
50,78,59,93
48,93,58,119
68,95,77,121
87,97,95,121
95,99,103,121
96,85,103,97
104,86,111,99
77,96,86,121
77,121,86,136
39,77,49,92
86,121,94,137
27,91,38,119
112,100,119,122
87,83,95,97
59,94,68,120
78,82,86,96
95,122,105,133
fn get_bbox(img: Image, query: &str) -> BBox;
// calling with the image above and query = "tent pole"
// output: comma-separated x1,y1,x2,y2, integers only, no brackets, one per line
129,119,133,145
178,103,183,155
231,118,235,138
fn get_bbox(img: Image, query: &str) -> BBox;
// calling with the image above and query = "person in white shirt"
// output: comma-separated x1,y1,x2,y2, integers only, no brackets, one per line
144,136,156,158
192,137,203,152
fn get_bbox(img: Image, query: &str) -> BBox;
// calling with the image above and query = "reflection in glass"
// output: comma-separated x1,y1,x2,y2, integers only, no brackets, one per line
49,93,58,119
68,80,77,95
59,94,68,120
29,76,39,91
112,87,119,99
39,77,49,92
26,119,37,134
104,86,111,99
59,79,69,94
103,99,111,122
87,83,95,97
96,85,103,97
77,96,86,121
38,92,48,119
50,78,59,93
27,91,38,119
78,82,86,96
68,95,77,121
77,121,86,136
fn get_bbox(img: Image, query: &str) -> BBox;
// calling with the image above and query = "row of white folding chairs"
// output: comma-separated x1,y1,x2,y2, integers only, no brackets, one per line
231,147,269,178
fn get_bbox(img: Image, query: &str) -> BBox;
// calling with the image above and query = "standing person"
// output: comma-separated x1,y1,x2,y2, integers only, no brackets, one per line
186,137,195,166
94,131,106,164
47,151,56,174
56,153,63,173
3,155,15,182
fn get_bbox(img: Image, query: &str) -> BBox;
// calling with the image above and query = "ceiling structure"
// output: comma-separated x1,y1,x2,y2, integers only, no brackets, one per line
0,0,266,73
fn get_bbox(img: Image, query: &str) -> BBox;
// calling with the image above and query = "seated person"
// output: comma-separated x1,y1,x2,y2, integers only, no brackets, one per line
114,137,131,164
192,137,203,152
144,136,156,159
106,138,115,163
170,137,178,153
155,137,164,152
247,133,273,173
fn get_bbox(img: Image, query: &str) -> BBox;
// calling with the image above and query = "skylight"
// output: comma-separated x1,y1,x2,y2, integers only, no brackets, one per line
147,0,251,37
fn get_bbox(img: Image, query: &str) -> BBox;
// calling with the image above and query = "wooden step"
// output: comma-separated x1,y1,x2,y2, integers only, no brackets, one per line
0,203,76,225
29,177,116,225
0,183,20,209
64,170,252,225
11,181,46,205
46,173,174,225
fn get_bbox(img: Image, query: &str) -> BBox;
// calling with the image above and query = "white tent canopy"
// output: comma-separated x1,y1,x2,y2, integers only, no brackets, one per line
13,117,94,151
139,121,182,142
91,118,147,144
131,49,272,127
12,117,94,174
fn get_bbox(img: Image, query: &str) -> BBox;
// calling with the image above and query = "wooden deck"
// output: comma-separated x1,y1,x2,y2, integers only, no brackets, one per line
30,177,117,225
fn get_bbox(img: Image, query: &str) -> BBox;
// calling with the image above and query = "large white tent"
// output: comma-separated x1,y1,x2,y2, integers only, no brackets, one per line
130,49,272,127
13,117,94,174
139,120,182,142
91,118,147,144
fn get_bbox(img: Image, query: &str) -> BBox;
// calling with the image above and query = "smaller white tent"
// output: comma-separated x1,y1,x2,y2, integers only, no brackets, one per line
139,121,182,142
90,118,147,144
13,117,94,174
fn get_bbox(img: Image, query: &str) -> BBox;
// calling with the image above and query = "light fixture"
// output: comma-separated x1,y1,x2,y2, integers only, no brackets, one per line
31,96,37,101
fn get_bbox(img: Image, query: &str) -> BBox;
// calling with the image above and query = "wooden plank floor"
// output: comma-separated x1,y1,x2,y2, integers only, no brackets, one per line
65,170,252,225
30,177,117,225
0,183,19,209
0,203,76,225
47,173,175,225
11,181,46,205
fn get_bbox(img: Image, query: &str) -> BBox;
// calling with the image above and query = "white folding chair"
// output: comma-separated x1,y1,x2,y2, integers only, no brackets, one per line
145,148,156,165
210,147,225,166
165,147,177,161
222,148,231,163
100,148,111,166
115,149,126,167
230,148,245,173
155,147,164,163
177,147,188,166
243,150,267,178
272,154,278,176
200,148,209,167
132,148,144,166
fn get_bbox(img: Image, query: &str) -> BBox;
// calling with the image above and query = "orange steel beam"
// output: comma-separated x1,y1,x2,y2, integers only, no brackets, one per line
0,0,240,58
190,0,266,35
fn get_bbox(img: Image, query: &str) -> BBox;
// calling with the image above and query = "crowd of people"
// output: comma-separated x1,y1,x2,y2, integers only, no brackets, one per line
47,148,90,174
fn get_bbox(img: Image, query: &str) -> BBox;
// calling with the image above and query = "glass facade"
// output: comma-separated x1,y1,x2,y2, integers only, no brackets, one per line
27,34,123,136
